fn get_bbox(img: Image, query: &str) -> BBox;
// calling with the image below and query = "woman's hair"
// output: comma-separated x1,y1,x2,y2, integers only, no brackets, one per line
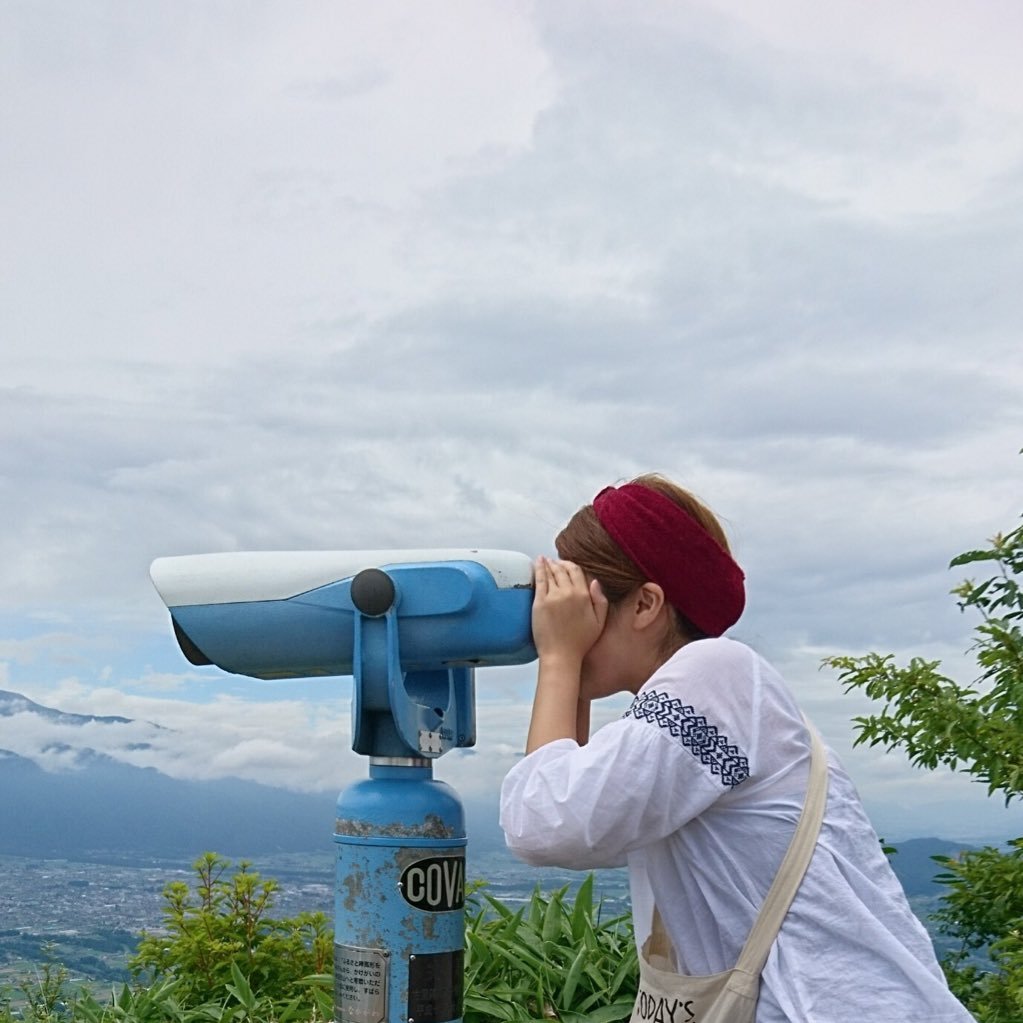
554,473,732,644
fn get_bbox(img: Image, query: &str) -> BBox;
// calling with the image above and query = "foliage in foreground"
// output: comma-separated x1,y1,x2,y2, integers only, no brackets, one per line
1,854,334,1023
130,852,332,1012
1,859,635,1023
464,875,636,1023
1,967,333,1023
826,493,1023,1021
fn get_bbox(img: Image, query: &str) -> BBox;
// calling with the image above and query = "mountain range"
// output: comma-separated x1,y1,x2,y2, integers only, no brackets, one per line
0,745,339,860
0,688,506,861
0,689,981,891
1,689,138,728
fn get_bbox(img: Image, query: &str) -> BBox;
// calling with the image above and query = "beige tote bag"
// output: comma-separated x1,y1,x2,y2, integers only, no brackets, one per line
630,721,828,1023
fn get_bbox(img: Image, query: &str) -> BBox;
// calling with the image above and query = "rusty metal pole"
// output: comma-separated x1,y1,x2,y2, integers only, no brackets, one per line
334,759,466,1023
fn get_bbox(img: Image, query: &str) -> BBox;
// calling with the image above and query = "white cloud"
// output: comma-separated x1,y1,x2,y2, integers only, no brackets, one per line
0,634,89,666
699,0,1023,216
1,1,1020,841
2,673,625,805
9,682,357,791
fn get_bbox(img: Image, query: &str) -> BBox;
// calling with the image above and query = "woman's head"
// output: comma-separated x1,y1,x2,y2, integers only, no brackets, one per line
554,473,743,649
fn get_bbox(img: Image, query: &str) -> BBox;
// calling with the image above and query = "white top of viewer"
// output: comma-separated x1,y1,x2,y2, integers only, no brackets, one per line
150,549,534,607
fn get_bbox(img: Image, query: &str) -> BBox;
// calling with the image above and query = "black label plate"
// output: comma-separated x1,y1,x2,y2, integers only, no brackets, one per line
407,949,463,1023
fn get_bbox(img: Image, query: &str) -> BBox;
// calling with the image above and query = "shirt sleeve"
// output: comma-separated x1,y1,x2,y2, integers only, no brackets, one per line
499,690,751,869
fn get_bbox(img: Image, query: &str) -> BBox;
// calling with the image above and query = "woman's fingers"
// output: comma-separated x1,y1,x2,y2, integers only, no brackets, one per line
562,561,588,587
543,558,570,588
538,557,586,594
533,556,549,594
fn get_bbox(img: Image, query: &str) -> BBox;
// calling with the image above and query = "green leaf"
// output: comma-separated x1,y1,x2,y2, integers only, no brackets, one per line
542,890,566,946
570,875,595,943
559,946,587,1009
226,961,256,1012
950,549,1001,568
562,998,636,1023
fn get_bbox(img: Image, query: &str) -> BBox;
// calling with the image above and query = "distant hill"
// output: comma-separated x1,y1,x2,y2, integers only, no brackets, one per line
886,836,980,897
0,689,142,727
0,688,508,862
0,745,336,859
0,687,334,859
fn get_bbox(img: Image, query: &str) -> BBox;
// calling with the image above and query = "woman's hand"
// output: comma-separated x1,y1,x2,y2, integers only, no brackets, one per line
524,558,609,755
531,557,609,667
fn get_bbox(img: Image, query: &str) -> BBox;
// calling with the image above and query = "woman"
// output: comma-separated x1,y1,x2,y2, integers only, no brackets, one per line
500,474,973,1022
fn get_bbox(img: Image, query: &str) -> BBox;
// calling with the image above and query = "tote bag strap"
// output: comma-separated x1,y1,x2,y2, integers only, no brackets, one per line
647,718,828,973
732,716,828,975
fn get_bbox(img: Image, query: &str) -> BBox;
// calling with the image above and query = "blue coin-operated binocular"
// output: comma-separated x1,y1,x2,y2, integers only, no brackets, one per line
150,549,536,1023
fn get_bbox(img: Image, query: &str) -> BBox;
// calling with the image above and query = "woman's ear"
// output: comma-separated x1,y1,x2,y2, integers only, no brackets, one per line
632,582,667,631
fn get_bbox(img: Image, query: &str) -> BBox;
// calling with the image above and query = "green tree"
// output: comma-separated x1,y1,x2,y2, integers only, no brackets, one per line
825,507,1023,1020
130,853,332,1018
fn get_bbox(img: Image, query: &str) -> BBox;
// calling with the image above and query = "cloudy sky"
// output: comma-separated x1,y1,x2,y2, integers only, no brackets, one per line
3,0,1021,843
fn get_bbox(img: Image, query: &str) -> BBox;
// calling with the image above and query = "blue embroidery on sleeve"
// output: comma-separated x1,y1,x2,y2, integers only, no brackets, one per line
624,691,750,787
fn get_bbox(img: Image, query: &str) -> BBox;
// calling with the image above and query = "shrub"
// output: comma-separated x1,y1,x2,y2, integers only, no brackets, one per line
826,496,1023,1019
3,859,635,1023
129,853,332,1020
464,875,637,1023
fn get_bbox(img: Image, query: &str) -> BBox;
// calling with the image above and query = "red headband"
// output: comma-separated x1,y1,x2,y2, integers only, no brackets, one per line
592,483,745,637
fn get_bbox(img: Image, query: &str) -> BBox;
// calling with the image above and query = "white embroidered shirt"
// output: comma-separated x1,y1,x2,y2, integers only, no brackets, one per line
499,638,975,1023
